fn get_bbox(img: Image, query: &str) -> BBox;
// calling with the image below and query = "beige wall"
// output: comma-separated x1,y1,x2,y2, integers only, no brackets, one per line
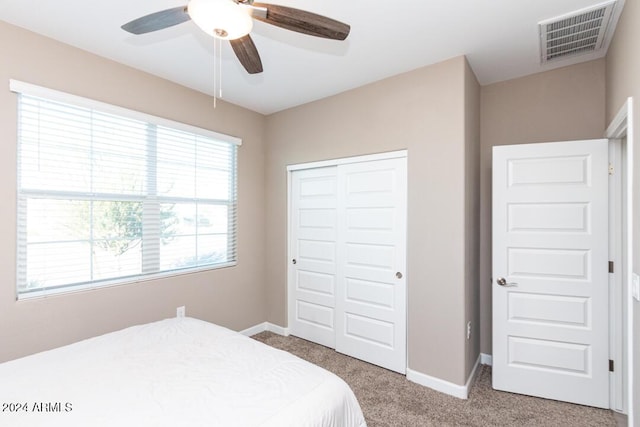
0,21,267,362
606,0,640,422
464,60,481,377
265,56,479,385
479,59,606,354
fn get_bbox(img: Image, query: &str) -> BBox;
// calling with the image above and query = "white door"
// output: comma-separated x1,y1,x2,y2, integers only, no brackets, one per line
492,139,609,408
289,154,407,374
335,157,407,374
289,166,338,348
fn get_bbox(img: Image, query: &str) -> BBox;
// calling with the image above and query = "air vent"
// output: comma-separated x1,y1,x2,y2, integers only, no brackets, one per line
539,1,620,63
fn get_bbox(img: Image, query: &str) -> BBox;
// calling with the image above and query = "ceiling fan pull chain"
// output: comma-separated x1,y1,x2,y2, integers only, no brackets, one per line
218,36,223,99
212,37,217,109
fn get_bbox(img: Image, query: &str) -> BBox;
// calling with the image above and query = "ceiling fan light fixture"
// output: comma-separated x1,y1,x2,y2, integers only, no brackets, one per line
188,0,253,40
121,0,350,75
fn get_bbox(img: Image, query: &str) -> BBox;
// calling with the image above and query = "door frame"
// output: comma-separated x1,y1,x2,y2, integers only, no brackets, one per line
286,150,408,361
605,97,634,421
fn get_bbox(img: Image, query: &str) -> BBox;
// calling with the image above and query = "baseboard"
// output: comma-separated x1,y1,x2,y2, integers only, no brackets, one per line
465,354,482,396
406,369,468,399
239,322,267,336
239,322,289,337
481,353,493,366
266,322,290,336
407,354,480,400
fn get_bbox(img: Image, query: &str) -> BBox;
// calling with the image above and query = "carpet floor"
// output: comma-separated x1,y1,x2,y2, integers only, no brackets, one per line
252,332,616,427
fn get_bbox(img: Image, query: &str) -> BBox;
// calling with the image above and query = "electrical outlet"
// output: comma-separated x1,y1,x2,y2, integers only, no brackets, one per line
177,306,186,318
632,273,640,302
466,321,471,340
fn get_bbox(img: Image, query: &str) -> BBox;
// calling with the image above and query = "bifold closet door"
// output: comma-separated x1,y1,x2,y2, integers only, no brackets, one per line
335,157,407,374
289,156,407,374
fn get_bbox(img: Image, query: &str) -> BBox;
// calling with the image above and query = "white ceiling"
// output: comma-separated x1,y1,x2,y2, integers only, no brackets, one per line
0,0,622,114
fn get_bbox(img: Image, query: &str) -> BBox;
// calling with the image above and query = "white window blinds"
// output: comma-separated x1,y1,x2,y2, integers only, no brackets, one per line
12,81,239,299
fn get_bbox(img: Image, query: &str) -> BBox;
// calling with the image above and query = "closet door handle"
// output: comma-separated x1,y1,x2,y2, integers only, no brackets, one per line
292,259,297,265
396,272,403,279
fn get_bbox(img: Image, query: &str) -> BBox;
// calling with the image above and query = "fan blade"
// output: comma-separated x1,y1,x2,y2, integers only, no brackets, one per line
121,6,190,35
230,35,263,74
252,3,350,40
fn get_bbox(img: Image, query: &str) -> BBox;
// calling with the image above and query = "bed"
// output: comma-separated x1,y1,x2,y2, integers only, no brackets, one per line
0,317,367,427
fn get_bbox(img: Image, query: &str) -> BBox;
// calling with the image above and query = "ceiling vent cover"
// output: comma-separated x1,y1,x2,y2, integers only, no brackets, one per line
539,1,619,63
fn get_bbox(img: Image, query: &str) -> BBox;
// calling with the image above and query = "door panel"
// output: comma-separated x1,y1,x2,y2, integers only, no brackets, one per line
492,139,609,408
289,167,338,348
507,293,590,326
344,313,395,348
336,157,407,374
296,300,334,331
507,337,590,374
507,202,590,232
345,277,395,309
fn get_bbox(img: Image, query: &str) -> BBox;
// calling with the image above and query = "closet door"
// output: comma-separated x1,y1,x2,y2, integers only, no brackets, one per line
289,166,338,348
335,157,407,374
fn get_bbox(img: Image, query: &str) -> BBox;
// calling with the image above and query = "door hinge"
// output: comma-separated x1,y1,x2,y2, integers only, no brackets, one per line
609,359,614,372
609,163,614,175
609,261,614,273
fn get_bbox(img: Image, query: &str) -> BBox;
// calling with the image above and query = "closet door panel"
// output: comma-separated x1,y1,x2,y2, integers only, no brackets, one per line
289,166,338,348
335,157,407,374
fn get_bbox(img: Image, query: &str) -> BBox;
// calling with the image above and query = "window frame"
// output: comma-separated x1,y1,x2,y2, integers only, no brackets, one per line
11,80,241,300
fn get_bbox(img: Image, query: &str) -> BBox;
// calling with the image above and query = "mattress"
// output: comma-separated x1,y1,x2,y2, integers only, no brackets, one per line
0,317,367,427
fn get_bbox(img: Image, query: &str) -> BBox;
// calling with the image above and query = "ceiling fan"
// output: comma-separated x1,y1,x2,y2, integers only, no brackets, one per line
121,0,350,74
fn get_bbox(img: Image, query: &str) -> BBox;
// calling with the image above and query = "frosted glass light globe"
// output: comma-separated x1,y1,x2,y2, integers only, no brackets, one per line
188,0,253,40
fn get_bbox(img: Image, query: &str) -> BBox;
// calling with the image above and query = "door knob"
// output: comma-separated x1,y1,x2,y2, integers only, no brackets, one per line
396,272,403,279
496,277,517,287
292,259,297,265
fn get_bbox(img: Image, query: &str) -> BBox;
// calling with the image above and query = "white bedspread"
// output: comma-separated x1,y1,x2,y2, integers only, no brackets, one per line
0,317,367,427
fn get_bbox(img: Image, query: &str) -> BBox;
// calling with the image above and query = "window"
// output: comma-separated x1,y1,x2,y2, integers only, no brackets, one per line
12,81,240,299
